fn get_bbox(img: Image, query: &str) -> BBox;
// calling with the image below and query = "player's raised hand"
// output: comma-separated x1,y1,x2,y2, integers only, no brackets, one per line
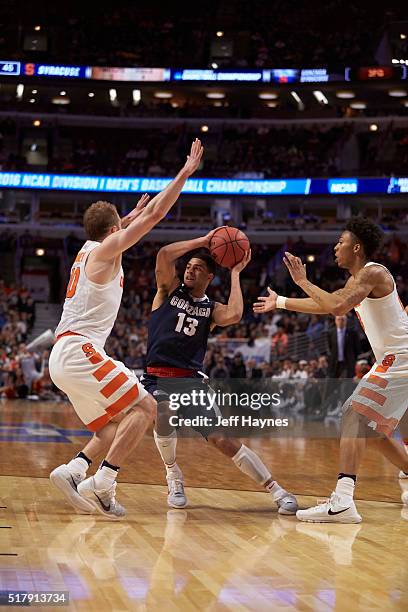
283,251,307,285
121,193,150,228
253,287,277,314
183,138,204,176
232,248,251,273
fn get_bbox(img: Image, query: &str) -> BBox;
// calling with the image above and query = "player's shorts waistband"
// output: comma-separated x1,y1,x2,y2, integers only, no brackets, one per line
146,366,197,378
56,331,87,342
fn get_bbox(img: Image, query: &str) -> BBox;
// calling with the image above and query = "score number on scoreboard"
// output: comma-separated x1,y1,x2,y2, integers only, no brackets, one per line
0,61,21,76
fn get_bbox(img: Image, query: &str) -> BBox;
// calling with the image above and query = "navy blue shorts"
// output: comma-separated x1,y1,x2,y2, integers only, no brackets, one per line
140,373,220,438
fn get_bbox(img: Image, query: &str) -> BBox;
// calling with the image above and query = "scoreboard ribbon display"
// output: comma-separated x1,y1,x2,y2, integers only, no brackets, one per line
0,172,407,196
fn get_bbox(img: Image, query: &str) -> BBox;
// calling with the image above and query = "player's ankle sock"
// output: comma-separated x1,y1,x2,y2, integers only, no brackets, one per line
66,452,92,477
154,429,177,467
93,460,120,490
165,462,183,479
232,444,271,485
335,473,356,503
264,480,286,502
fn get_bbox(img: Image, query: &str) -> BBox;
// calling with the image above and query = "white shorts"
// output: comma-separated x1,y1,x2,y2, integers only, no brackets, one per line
350,353,408,437
49,334,148,432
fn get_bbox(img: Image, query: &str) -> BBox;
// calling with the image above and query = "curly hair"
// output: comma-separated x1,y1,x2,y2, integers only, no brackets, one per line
345,216,384,259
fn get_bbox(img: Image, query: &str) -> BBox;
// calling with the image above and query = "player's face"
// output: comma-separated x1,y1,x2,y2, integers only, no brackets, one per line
334,231,358,269
184,258,213,289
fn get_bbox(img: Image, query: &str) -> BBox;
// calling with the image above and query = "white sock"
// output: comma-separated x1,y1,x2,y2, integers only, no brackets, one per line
66,457,89,478
93,466,118,490
335,477,355,502
265,480,286,502
232,444,271,486
154,430,181,476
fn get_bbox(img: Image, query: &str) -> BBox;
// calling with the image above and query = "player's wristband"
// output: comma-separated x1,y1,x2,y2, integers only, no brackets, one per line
276,296,287,309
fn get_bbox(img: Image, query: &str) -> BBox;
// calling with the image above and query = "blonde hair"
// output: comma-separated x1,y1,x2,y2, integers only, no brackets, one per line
83,201,120,241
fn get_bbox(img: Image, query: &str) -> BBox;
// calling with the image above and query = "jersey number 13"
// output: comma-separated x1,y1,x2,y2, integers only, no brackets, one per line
175,313,198,336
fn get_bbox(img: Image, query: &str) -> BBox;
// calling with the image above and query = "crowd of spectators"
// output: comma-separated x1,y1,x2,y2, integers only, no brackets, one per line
3,123,408,179
0,2,404,68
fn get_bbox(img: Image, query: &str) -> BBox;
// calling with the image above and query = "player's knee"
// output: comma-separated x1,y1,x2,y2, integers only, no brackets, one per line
138,394,157,423
341,401,377,438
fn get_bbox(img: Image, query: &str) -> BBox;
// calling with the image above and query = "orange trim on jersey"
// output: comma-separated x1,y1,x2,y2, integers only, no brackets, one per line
351,400,398,437
87,412,111,432
100,372,128,399
93,360,116,381
89,352,104,365
56,331,85,342
147,366,196,377
367,374,389,389
74,251,86,263
106,384,139,416
358,387,387,406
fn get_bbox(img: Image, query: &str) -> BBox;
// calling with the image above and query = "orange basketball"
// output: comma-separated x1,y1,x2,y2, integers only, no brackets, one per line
209,226,250,269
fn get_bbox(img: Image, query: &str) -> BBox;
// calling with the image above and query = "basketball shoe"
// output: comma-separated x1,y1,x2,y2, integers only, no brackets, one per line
77,477,126,519
274,491,298,515
167,473,187,509
50,464,95,514
296,492,362,523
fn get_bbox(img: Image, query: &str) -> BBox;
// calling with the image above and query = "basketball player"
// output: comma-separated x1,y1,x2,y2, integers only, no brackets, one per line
49,139,204,519
253,217,408,522
140,235,298,514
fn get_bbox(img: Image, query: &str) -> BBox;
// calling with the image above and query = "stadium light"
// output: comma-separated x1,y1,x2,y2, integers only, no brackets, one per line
350,101,366,109
336,90,355,99
388,89,407,97
35,248,45,256
216,31,224,37
306,255,315,263
206,92,225,99
32,89,38,94
33,120,41,127
16,84,24,100
401,34,407,40
369,124,378,131
59,91,66,96
290,91,304,110
88,92,95,98
34,25,41,31
154,91,172,99
29,98,36,104
200,125,209,132
211,62,218,69
132,89,141,105
266,101,279,108
52,96,70,105
258,92,278,100
313,90,328,104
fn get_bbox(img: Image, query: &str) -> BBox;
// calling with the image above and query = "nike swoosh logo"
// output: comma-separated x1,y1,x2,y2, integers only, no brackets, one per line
94,492,110,512
70,476,78,491
328,507,350,515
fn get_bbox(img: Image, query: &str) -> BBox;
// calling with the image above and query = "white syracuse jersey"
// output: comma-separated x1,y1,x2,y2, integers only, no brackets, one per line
55,240,124,348
354,262,408,362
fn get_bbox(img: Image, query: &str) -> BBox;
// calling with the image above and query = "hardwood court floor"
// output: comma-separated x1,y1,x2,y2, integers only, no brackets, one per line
1,400,408,611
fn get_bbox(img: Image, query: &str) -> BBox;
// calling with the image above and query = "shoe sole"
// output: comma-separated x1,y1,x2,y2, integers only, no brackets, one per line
278,506,297,516
50,468,95,514
167,497,188,509
78,495,125,520
296,515,362,524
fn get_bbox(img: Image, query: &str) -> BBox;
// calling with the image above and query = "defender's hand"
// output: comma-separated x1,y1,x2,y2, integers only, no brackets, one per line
182,138,204,177
121,193,150,228
253,287,277,313
283,251,307,285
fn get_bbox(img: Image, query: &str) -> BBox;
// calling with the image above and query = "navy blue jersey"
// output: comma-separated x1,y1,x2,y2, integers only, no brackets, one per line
146,284,216,371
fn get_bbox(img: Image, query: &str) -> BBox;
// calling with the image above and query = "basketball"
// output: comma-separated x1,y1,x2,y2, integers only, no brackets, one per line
209,226,250,269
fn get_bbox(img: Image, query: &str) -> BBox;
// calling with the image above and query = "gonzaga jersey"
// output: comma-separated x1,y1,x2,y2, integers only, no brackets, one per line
55,240,124,348
147,284,215,371
354,262,408,362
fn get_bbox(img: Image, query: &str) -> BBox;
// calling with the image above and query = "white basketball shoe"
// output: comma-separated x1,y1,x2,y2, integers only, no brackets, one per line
77,477,126,520
167,473,187,509
50,464,95,514
296,492,362,524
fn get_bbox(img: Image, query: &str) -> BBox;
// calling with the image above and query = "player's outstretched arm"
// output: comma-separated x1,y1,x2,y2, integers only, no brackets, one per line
94,139,204,261
155,229,214,292
283,251,382,315
253,288,332,315
212,250,251,327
